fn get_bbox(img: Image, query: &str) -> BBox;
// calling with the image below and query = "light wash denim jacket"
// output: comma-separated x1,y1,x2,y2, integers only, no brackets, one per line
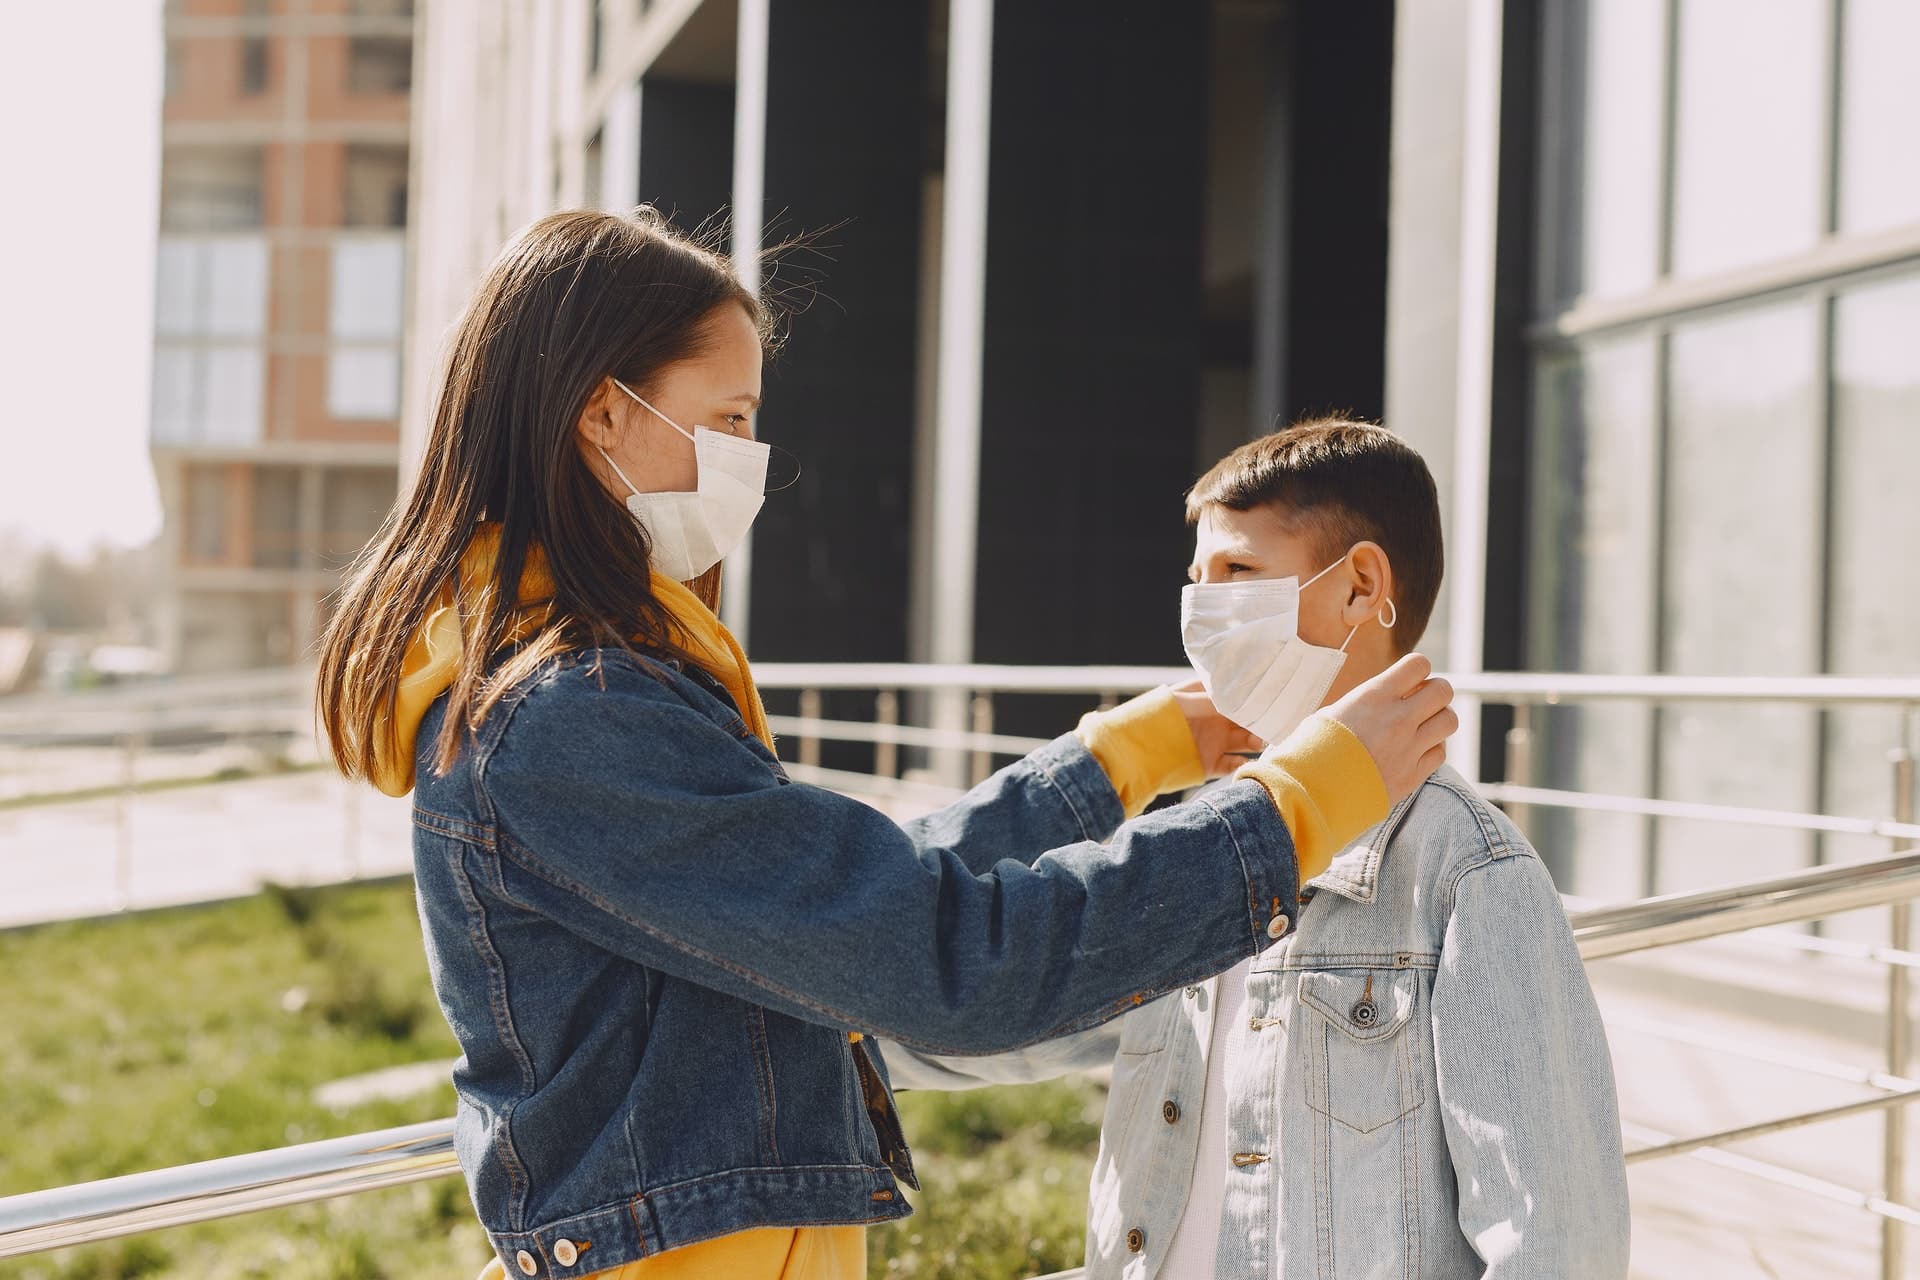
409,651,1312,1276
889,767,1630,1279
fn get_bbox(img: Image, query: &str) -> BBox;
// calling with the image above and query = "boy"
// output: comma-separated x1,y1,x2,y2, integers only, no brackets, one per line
888,420,1629,1278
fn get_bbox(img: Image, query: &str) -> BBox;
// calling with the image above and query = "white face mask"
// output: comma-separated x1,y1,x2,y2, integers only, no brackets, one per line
1180,554,1398,745
597,379,769,582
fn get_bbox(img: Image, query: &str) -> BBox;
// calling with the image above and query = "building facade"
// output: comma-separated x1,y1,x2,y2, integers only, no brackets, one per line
152,0,415,673
405,0,1919,920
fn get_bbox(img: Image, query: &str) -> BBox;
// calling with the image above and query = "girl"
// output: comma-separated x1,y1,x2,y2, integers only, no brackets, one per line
316,208,1454,1280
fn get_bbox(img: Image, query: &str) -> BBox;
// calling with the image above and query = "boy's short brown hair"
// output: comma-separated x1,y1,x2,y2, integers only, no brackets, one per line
1186,418,1445,648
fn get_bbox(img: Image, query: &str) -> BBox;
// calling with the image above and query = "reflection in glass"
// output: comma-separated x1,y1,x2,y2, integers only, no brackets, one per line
1527,339,1659,899
1659,301,1821,894
1671,0,1823,277
1538,0,1664,307
1839,0,1920,235
1821,274,1920,942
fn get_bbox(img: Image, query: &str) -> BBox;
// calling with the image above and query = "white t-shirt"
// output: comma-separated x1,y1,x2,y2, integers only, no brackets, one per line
1158,955,1254,1280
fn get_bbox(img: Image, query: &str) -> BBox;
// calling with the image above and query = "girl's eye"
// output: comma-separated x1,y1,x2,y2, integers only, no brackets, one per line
1226,562,1255,576
725,414,750,431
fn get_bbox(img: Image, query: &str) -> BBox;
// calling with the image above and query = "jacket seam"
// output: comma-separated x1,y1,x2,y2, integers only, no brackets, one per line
1025,752,1096,842
450,842,538,1229
1197,791,1267,948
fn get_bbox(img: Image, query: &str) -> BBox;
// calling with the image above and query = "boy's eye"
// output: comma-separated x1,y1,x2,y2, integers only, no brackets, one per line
1226,562,1255,576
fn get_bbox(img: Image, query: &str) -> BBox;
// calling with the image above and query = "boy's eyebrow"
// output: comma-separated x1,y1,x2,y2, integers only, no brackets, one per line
727,392,763,409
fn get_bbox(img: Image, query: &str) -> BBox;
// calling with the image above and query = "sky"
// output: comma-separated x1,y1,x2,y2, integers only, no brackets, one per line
0,2,165,558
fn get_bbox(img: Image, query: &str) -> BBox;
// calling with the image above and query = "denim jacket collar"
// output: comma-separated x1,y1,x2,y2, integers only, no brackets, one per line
1304,788,1423,905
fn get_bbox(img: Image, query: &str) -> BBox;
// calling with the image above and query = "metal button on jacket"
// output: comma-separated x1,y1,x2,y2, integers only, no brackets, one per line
515,1250,539,1276
1126,1227,1146,1253
553,1239,578,1267
1266,914,1290,940
1162,1099,1180,1124
1350,998,1379,1028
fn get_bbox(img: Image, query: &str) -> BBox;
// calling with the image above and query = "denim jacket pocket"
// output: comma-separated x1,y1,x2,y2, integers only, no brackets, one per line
1298,968,1424,1134
1114,994,1177,1057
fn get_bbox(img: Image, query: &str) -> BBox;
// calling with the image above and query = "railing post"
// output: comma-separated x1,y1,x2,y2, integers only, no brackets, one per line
1503,703,1533,840
1886,746,1915,1280
969,694,994,787
798,689,823,770
874,691,899,780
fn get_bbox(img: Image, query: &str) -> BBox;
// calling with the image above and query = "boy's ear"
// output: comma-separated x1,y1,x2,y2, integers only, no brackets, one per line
1342,541,1394,627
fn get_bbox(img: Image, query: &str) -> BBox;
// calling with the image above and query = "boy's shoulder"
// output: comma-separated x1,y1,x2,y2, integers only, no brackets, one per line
1309,765,1545,909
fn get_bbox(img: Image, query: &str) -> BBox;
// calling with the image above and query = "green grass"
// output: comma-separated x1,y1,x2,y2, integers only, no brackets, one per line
0,882,1101,1279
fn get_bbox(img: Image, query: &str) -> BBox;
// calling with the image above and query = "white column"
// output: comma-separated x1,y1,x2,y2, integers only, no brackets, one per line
930,0,993,668
601,80,641,211
723,0,769,642
1444,0,1504,781
924,0,993,784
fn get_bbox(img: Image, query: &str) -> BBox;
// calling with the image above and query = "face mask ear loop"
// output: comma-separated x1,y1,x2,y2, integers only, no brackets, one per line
595,446,644,498
1379,599,1399,630
611,378,698,444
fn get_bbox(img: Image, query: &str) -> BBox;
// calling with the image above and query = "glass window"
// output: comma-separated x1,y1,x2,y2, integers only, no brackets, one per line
320,467,398,565
161,147,265,232
327,348,401,419
330,236,405,340
151,349,196,444
187,467,230,564
347,36,412,93
1838,0,1920,235
1527,337,1660,900
1670,0,1824,278
1537,0,1665,307
241,38,269,94
202,239,269,338
1657,300,1822,894
252,467,303,569
154,240,202,338
343,145,409,228
1820,273,1920,941
201,348,267,445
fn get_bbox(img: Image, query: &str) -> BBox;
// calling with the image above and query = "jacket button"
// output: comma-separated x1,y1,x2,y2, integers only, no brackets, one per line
1266,914,1290,940
1184,986,1200,999
1162,1099,1180,1124
515,1250,538,1276
1350,998,1379,1028
1126,1227,1145,1253
553,1239,578,1267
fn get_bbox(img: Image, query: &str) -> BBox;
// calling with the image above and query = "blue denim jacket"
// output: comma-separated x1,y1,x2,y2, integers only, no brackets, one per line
888,767,1630,1279
409,650,1308,1276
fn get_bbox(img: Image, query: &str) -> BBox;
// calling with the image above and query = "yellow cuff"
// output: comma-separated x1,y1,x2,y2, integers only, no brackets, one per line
1234,713,1389,885
1075,687,1208,819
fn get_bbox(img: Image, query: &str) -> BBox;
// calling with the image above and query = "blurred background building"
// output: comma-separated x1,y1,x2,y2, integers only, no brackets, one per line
394,0,1918,924
149,0,415,674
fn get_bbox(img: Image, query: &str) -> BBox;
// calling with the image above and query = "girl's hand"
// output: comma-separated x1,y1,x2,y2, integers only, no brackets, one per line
1169,678,1265,777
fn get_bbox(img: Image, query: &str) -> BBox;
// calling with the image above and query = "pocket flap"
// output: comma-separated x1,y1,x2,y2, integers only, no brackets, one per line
1296,968,1417,1043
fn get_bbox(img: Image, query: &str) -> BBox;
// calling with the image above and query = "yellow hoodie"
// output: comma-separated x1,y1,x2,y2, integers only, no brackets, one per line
368,527,770,798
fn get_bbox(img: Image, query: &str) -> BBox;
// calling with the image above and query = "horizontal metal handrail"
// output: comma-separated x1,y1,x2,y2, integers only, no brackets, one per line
0,1121,455,1259
1573,849,1920,959
750,664,1920,705
8,843,1920,1259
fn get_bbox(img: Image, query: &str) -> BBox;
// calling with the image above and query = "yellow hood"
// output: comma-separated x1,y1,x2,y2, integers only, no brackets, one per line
369,527,771,796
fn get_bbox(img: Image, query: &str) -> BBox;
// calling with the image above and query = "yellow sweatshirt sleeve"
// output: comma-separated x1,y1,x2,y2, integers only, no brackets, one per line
1074,686,1208,818
1234,713,1389,885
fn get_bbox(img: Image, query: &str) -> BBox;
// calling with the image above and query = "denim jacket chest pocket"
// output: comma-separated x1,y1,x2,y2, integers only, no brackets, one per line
1295,967,1426,1134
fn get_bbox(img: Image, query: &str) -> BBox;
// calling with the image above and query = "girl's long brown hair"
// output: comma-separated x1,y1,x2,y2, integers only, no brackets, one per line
317,208,767,782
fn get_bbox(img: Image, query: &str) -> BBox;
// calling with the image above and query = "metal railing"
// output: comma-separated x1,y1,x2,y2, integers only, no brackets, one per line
3,666,1917,1276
